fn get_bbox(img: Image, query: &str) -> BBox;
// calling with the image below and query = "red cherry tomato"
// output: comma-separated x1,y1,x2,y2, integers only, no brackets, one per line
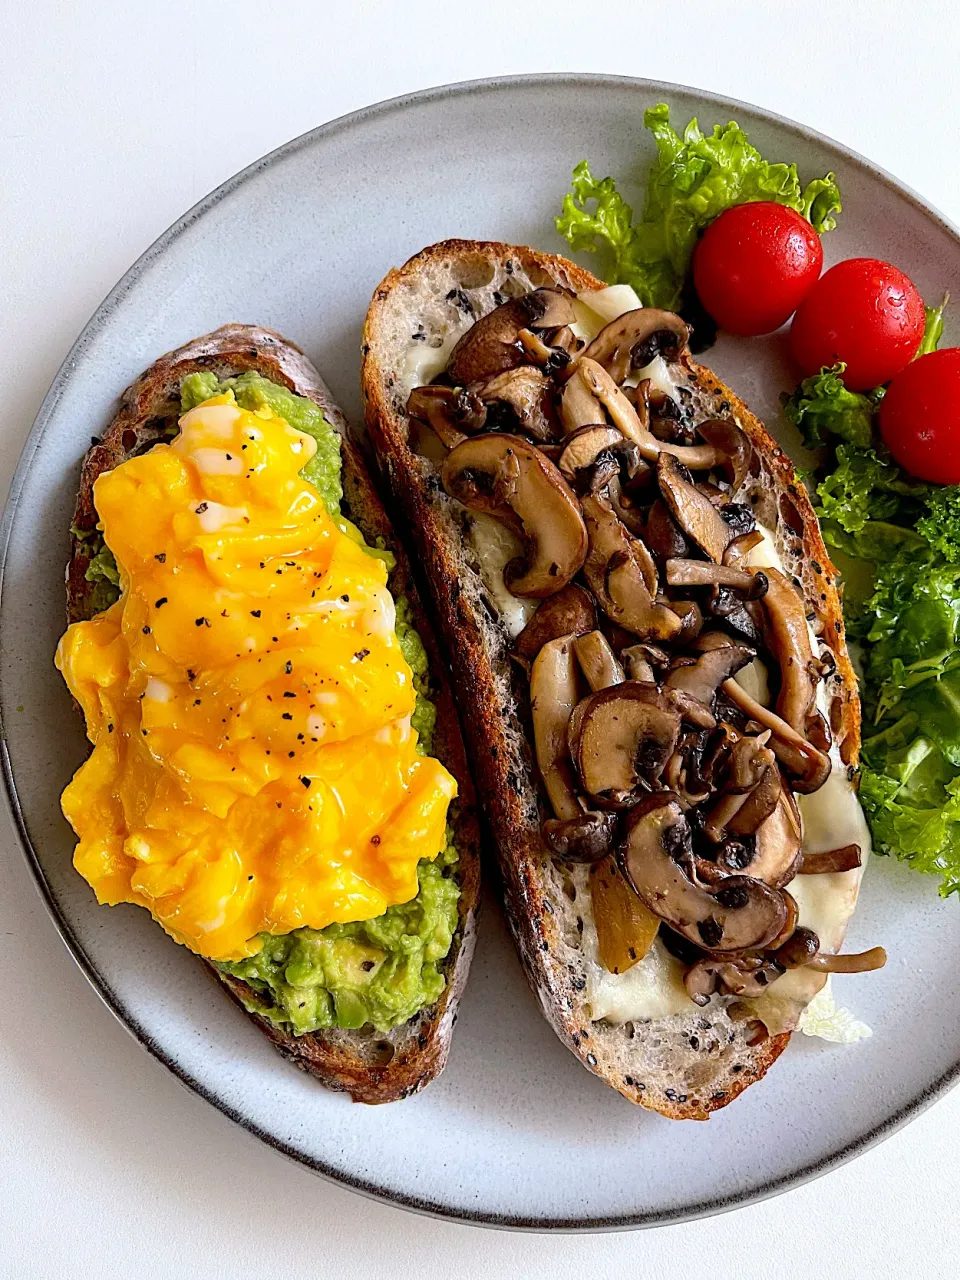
692,202,823,336
790,258,925,391
878,348,960,483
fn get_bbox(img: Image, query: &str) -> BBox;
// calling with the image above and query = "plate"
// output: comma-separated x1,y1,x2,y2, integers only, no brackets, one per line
3,74,960,1231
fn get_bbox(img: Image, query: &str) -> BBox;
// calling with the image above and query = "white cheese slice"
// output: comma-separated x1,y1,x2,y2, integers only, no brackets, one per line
403,328,461,389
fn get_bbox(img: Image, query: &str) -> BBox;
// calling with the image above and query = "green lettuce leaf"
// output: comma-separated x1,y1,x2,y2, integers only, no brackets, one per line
781,363,882,449
556,103,841,311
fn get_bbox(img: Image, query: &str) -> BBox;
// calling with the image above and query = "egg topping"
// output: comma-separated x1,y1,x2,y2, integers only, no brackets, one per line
56,394,457,961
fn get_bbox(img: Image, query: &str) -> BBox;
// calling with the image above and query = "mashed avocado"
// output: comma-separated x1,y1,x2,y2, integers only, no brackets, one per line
81,371,460,1035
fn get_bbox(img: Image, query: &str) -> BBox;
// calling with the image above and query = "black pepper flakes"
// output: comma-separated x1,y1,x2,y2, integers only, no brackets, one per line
154,553,166,563
354,648,370,662
142,626,151,635
154,597,168,609
300,776,311,789
282,712,293,720
195,502,208,514
370,834,381,846
195,617,210,628
250,609,261,618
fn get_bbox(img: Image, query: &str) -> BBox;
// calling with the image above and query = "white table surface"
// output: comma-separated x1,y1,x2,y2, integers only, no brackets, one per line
3,2,960,1275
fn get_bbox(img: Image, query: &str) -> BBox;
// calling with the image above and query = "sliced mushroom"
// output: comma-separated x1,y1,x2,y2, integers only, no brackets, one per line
574,630,625,691
644,498,689,561
529,635,582,821
517,327,573,376
446,288,576,384
761,566,820,733
723,529,764,565
684,955,786,1005
442,434,588,597
799,844,863,875
578,309,691,384
406,385,485,449
657,453,738,563
573,684,680,808
807,947,887,973
727,764,782,836
772,925,820,968
665,633,754,709
557,426,645,501
671,599,705,646
542,810,617,863
704,587,764,645
472,366,559,442
697,419,752,493
620,794,788,952
577,360,724,470
514,584,597,661
734,788,799,890
581,493,682,642
720,677,832,794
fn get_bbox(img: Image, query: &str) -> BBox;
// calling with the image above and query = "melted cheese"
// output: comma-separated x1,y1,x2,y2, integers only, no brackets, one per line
469,514,539,639
56,395,457,962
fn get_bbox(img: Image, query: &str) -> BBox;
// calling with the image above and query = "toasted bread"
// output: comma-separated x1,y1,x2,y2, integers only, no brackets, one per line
361,241,861,1119
66,324,481,1104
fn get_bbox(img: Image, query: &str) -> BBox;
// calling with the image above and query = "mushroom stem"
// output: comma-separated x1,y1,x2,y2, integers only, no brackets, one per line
807,947,887,973
665,559,768,594
720,677,832,794
800,844,863,875
574,630,625,691
530,635,583,821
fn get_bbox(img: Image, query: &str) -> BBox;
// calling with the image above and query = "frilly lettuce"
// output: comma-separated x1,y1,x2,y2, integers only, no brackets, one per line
557,104,841,311
788,307,960,894
798,981,872,1043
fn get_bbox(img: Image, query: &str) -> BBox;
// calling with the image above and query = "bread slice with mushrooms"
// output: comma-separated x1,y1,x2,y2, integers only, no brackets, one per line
66,324,481,1104
361,241,883,1120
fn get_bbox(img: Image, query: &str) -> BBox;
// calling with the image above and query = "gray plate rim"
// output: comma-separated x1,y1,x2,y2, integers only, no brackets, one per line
3,72,959,1232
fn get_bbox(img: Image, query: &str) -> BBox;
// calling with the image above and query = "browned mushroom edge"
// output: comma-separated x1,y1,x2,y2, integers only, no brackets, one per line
405,290,876,1011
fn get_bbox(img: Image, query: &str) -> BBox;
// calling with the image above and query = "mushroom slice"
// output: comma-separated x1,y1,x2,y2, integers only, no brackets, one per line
581,493,682,642
543,810,617,863
578,360,724,470
557,425,645,499
799,844,863,875
665,633,754,709
574,630,625,691
772,925,820,969
406,385,486,449
723,530,764,566
732,786,799,891
446,288,576,384
721,677,832,793
644,498,689,561
530,635,582,821
573,684,681,808
807,947,887,974
514,584,597,661
761,566,820,734
657,453,736,563
620,795,788,952
578,308,691,384
697,419,753,493
590,854,661,973
442,434,588,597
472,366,559,443
665,559,768,596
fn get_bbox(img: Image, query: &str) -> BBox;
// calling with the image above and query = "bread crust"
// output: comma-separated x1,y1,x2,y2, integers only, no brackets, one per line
361,241,860,1119
66,324,481,1104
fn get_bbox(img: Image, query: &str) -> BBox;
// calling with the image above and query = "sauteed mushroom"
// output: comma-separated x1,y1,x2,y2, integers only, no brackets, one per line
578,308,692,383
543,810,618,862
406,385,486,449
514,584,597,661
665,632,754,709
474,365,559,442
581,493,682,641
620,794,789,951
800,844,863,875
447,288,576,384
721,676,832,793
684,955,786,1005
665,559,768,596
807,947,887,973
761,566,820,734
574,629,625,691
530,635,582,821
697,418,752,493
573,684,681,807
442,434,588,597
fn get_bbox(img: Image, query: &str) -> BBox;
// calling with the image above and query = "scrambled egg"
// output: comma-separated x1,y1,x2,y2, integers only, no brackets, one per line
56,395,456,961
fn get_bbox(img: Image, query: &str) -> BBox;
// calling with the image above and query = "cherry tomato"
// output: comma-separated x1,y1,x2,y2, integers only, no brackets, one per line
692,202,823,336
878,348,960,483
790,258,925,391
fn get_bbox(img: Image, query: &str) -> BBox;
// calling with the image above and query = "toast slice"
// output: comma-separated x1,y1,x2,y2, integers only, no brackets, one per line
361,241,862,1119
67,324,481,1104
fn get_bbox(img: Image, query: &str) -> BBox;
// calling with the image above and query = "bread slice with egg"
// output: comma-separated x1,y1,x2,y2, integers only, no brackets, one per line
360,241,868,1120
67,324,481,1104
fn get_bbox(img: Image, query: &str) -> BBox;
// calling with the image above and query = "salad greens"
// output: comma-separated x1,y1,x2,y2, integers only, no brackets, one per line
783,325,960,895
557,104,841,312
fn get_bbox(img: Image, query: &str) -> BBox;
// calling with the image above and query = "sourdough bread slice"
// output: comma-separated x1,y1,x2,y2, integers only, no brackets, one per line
67,324,481,1104
361,241,861,1119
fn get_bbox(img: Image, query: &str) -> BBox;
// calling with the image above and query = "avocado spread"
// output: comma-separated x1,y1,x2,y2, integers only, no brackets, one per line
81,371,460,1035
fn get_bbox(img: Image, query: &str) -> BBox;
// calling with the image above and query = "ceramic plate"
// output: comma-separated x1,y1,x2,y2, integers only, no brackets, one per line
4,75,960,1231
